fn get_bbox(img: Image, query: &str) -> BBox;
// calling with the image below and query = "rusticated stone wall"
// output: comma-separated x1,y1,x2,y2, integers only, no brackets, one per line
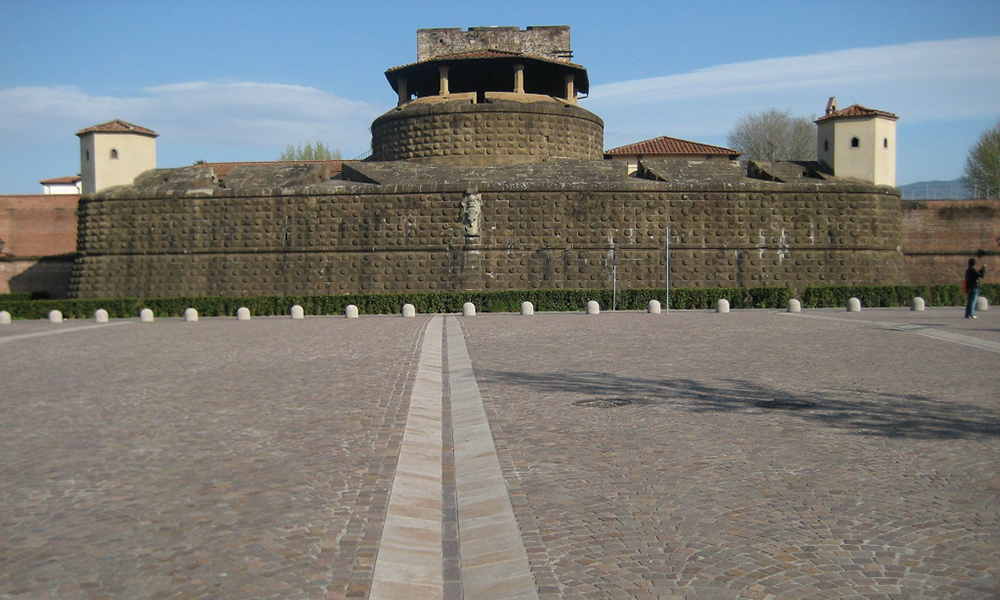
70,182,907,299
371,99,604,164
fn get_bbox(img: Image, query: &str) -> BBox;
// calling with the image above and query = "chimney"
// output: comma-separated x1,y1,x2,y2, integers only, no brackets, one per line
825,96,838,116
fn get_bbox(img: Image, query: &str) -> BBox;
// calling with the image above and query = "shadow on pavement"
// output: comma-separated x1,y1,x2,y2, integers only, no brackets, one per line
479,370,1000,440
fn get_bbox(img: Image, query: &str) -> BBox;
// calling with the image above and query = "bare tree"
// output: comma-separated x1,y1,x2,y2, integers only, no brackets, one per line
279,141,342,161
727,108,816,162
962,121,1000,199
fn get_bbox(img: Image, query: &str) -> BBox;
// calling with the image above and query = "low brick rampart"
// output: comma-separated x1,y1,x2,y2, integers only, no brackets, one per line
902,200,1000,285
0,195,79,297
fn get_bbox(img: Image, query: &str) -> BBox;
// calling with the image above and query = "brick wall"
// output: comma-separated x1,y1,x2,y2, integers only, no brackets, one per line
0,195,79,297
902,200,1000,285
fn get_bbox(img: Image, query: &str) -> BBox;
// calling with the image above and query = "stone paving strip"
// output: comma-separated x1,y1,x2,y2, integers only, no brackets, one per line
0,320,131,344
371,316,537,600
783,311,1000,353
370,316,445,600
447,317,538,600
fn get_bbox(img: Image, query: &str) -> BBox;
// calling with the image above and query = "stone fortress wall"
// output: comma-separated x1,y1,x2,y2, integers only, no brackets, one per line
69,165,907,299
371,97,604,164
63,25,923,300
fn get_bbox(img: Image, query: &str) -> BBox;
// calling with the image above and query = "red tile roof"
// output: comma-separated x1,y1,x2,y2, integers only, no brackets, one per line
605,136,740,157
815,104,898,123
76,119,158,137
195,160,348,178
39,175,81,185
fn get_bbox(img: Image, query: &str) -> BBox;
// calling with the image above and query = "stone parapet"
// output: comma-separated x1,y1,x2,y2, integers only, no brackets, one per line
371,96,603,164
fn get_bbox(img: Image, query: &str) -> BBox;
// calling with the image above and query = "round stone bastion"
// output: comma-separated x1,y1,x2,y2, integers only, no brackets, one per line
370,94,604,164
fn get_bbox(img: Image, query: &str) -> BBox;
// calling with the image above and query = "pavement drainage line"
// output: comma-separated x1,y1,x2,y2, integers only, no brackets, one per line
370,315,445,600
441,323,463,598
446,316,538,600
0,321,132,344
781,312,1000,354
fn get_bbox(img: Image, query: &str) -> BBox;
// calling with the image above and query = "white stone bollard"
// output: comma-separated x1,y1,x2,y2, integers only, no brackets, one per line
911,297,925,311
94,309,109,323
647,300,661,314
48,310,63,323
787,299,801,313
847,298,861,312
1,310,11,324
586,300,600,315
139,308,154,322
345,305,359,319
520,301,534,316
290,305,304,319
402,303,416,318
462,302,476,317
716,299,730,314
185,308,199,322
237,307,251,321
977,296,989,312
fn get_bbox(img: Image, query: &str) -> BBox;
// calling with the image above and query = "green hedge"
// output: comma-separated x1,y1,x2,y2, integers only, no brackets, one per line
800,284,997,308
1,284,993,320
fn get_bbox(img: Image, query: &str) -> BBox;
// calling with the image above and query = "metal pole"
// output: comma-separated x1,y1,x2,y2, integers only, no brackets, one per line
665,226,670,313
612,240,617,311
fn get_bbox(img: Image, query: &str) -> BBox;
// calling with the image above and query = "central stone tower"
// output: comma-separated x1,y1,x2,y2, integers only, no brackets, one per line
371,26,604,164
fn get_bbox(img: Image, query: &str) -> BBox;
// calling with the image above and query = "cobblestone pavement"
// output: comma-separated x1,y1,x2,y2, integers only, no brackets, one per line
1,316,430,600
459,308,1000,599
2,308,998,599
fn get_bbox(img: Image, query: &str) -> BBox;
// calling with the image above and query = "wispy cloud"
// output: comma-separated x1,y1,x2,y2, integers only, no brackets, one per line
591,36,1000,147
0,81,385,153
591,37,1000,111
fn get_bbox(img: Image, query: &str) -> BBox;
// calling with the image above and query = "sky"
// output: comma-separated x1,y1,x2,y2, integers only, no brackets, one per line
1,0,999,193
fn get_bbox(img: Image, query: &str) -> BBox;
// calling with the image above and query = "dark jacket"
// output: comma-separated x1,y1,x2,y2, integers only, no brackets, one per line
966,265,986,290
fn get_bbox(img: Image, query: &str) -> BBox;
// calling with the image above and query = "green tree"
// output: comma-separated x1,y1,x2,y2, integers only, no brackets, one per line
962,121,1000,199
278,141,342,161
727,108,816,162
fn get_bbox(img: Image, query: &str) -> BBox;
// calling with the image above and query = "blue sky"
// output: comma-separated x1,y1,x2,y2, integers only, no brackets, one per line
1,0,999,193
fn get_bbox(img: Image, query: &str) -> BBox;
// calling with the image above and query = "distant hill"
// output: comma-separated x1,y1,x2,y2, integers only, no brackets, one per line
898,178,970,201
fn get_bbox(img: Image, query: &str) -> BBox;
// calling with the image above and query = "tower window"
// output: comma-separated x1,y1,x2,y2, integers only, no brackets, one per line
883,138,888,148
851,137,859,148
823,140,829,152
85,150,90,161
110,149,119,159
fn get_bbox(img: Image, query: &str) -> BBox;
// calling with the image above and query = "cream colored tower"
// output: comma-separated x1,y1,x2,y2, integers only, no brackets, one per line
77,120,157,194
816,98,898,187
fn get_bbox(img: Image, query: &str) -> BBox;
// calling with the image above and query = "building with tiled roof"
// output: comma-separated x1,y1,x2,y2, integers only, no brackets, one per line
605,136,740,175
814,101,898,124
76,119,158,137
815,97,898,186
77,119,158,194
39,175,82,195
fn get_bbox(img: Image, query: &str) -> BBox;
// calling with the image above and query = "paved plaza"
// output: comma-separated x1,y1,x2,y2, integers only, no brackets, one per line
1,307,998,599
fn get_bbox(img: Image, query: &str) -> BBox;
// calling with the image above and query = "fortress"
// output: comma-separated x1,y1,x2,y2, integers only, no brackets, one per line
67,26,910,300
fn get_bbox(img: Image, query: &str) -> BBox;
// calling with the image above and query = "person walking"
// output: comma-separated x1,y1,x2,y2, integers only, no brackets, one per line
965,258,986,319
